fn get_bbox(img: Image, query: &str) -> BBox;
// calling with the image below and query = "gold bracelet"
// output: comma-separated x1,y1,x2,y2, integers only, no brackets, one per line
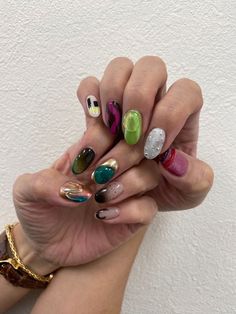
5,224,53,283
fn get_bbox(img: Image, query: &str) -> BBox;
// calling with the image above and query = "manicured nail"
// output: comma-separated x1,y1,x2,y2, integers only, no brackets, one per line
72,148,95,175
92,159,118,184
159,148,188,177
144,128,166,159
95,208,120,220
86,95,101,118
105,101,122,135
122,110,142,145
95,182,123,203
60,182,92,203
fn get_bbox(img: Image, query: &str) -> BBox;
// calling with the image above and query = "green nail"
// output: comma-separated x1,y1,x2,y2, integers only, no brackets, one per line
122,110,142,145
92,159,118,184
72,148,95,175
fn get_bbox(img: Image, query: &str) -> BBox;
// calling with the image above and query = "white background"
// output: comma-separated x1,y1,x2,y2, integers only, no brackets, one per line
0,1,235,313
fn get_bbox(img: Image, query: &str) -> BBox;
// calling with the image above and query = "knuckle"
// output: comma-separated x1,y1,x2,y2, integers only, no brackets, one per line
32,169,53,198
77,76,99,97
137,55,167,79
175,78,203,106
125,85,154,107
108,56,133,68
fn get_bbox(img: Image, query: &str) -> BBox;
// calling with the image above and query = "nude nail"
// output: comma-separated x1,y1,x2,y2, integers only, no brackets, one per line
95,208,120,220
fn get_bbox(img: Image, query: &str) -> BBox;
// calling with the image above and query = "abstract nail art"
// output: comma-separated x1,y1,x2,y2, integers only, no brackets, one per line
159,148,188,177
72,148,95,175
60,182,92,203
86,95,101,118
105,101,122,135
144,128,166,159
92,159,118,184
95,181,123,203
122,110,142,145
95,208,120,220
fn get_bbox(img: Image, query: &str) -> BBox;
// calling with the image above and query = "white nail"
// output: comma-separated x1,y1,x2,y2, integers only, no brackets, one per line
144,128,166,159
86,95,101,118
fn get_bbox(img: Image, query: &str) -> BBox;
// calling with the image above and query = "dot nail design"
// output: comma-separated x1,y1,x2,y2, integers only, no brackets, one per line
105,101,122,135
92,159,118,185
60,182,92,203
144,128,166,159
95,182,123,203
86,95,101,118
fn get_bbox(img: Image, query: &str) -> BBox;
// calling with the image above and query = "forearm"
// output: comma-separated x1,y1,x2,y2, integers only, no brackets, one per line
32,227,147,314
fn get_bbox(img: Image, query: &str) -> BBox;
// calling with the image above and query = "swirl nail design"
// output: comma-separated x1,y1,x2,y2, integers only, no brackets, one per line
105,101,122,135
60,182,92,203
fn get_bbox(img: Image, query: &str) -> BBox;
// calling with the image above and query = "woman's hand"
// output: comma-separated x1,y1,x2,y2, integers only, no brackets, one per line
13,56,214,271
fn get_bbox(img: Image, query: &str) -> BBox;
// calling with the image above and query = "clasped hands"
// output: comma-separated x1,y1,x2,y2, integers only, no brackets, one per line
12,56,214,275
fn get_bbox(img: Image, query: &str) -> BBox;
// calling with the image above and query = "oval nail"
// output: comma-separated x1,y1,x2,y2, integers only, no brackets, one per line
72,148,95,175
105,101,122,135
122,110,142,145
95,182,123,203
60,182,92,203
95,208,120,220
86,95,101,118
144,128,166,159
92,159,118,185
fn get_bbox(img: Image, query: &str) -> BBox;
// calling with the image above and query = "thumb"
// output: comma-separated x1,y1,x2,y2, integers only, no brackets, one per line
13,168,92,207
158,148,214,202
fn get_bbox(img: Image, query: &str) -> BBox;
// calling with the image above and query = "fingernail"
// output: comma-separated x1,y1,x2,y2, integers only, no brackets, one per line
92,159,118,184
144,128,166,159
105,101,122,135
86,95,101,118
60,182,92,203
95,208,120,220
160,148,188,177
95,181,123,203
122,110,142,145
72,148,95,175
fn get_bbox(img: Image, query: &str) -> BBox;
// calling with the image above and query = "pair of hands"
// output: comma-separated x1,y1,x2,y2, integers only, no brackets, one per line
13,56,214,270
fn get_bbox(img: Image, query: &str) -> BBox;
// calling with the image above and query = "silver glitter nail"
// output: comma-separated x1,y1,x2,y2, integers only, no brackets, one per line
144,128,166,159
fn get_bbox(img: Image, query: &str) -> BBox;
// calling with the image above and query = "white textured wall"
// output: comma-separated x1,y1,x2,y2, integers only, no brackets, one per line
1,1,235,313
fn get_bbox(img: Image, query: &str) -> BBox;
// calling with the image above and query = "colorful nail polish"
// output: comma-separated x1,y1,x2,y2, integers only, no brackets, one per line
122,110,142,145
159,148,188,177
95,208,120,220
95,182,123,203
105,101,122,135
92,159,118,184
144,128,166,159
72,148,95,175
86,95,101,118
60,182,92,203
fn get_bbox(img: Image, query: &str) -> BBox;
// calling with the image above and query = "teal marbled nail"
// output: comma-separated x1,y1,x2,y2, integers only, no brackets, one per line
92,159,118,184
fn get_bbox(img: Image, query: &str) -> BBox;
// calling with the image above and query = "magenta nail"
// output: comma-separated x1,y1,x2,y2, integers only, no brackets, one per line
160,148,188,177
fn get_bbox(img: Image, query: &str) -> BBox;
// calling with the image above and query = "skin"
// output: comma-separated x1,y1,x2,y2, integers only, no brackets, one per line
0,56,214,313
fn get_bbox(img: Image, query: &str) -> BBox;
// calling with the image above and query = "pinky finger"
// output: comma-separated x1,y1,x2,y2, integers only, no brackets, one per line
95,196,158,225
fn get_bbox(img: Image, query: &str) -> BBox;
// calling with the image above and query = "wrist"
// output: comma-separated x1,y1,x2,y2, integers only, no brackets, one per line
13,223,58,276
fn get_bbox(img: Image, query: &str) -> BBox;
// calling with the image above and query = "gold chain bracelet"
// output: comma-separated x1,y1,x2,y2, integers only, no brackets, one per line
5,224,53,283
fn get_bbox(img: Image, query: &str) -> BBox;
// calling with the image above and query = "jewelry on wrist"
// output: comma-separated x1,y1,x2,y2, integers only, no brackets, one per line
0,224,54,288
